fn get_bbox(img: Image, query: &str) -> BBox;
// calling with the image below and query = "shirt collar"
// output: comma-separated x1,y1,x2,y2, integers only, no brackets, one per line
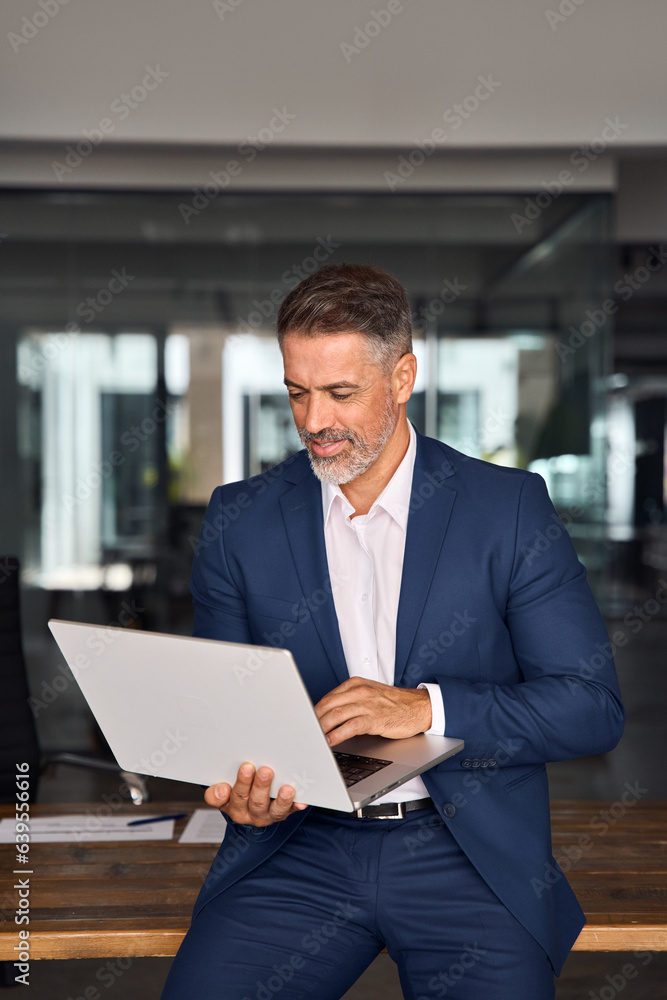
321,422,417,532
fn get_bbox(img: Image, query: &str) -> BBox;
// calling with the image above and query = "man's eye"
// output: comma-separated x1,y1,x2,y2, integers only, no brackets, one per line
288,392,304,401
331,393,352,401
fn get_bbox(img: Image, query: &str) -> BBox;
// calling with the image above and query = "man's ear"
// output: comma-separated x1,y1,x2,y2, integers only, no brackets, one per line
393,353,417,404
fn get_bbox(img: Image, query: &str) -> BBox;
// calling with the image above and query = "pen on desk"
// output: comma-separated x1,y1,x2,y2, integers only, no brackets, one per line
127,813,187,827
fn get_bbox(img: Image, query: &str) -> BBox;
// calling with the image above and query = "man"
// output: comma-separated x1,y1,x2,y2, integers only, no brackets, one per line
162,264,624,999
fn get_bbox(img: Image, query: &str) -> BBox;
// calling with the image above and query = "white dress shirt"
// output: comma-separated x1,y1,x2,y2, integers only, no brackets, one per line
322,421,445,803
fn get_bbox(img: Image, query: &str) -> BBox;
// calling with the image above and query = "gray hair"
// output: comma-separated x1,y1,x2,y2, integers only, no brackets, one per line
276,263,413,373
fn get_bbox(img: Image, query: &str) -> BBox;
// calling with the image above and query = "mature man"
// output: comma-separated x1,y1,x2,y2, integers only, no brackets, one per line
162,264,624,1000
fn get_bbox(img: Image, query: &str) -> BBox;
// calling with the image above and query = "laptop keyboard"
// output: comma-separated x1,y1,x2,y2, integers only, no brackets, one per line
333,751,393,787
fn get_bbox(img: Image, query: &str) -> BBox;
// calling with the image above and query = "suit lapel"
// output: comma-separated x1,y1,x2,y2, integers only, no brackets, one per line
393,433,458,686
279,459,350,686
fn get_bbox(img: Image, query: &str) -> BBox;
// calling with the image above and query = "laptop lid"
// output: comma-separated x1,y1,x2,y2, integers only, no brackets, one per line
47,620,463,811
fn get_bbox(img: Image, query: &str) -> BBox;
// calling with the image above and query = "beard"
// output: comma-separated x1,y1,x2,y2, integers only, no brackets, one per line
298,390,397,486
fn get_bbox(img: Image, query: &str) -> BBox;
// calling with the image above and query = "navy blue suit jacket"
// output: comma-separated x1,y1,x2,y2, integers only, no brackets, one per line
189,429,624,973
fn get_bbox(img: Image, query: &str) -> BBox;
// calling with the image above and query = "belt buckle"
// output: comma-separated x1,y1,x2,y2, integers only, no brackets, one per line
356,802,406,820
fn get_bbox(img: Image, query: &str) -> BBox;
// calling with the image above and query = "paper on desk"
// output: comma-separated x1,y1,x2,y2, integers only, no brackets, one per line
179,808,227,844
0,815,175,843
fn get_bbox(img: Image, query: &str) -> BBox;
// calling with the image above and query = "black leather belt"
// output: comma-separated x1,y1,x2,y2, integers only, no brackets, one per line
316,796,434,820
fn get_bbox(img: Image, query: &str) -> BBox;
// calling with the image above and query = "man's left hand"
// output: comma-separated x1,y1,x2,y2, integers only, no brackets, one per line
314,677,432,746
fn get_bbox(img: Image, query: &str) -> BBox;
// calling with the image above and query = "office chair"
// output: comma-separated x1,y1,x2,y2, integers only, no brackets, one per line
0,556,149,988
0,556,149,804
0,557,40,803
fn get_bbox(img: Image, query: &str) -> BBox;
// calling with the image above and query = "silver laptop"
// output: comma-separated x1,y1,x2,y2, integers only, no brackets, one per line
47,620,463,812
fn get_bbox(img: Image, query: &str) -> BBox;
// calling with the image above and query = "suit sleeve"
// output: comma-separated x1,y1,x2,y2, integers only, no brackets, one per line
439,472,625,765
190,486,252,643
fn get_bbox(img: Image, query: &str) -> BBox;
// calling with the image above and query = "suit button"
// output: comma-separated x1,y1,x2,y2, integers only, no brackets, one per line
442,803,456,819
461,759,471,768
488,759,497,767
471,760,480,767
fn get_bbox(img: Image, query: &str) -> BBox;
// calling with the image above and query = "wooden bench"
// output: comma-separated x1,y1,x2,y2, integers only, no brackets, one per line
550,798,667,951
0,800,665,959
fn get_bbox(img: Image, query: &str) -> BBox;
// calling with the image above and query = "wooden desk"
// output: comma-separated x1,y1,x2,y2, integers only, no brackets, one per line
550,799,667,951
0,800,665,959
0,802,217,960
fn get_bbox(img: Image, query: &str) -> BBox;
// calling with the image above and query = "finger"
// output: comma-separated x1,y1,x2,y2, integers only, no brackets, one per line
325,716,369,746
227,762,256,809
246,766,275,818
236,761,257,787
314,678,369,717
315,696,358,723
314,693,342,720
318,702,370,735
267,783,297,821
204,783,231,808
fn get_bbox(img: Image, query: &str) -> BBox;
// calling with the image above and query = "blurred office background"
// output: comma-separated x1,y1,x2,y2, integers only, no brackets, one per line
1,1,667,995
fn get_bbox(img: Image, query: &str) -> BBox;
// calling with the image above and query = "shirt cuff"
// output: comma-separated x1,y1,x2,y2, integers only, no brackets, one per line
418,682,445,736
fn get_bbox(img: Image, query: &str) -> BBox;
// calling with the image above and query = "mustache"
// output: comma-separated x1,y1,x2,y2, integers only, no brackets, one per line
298,428,354,445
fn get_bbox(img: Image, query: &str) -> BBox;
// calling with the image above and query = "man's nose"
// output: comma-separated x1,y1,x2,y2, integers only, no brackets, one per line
303,394,335,434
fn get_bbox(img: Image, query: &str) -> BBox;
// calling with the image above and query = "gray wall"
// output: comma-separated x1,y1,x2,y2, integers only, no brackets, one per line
2,0,667,237
1,0,666,148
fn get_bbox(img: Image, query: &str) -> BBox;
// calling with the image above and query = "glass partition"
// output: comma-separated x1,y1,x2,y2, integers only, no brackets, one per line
2,189,613,631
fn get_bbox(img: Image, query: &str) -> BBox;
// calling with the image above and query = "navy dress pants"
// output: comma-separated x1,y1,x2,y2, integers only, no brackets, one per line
161,805,555,1000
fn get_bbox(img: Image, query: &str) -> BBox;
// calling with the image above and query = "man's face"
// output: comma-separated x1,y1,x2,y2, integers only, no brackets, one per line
282,331,398,485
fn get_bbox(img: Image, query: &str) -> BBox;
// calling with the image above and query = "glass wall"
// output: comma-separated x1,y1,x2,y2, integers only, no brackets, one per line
1,190,613,638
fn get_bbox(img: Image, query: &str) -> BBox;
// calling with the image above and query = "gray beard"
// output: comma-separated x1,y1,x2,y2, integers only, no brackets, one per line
298,396,397,486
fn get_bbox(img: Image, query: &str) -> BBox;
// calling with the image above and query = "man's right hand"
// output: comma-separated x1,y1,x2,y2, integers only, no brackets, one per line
205,762,308,827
